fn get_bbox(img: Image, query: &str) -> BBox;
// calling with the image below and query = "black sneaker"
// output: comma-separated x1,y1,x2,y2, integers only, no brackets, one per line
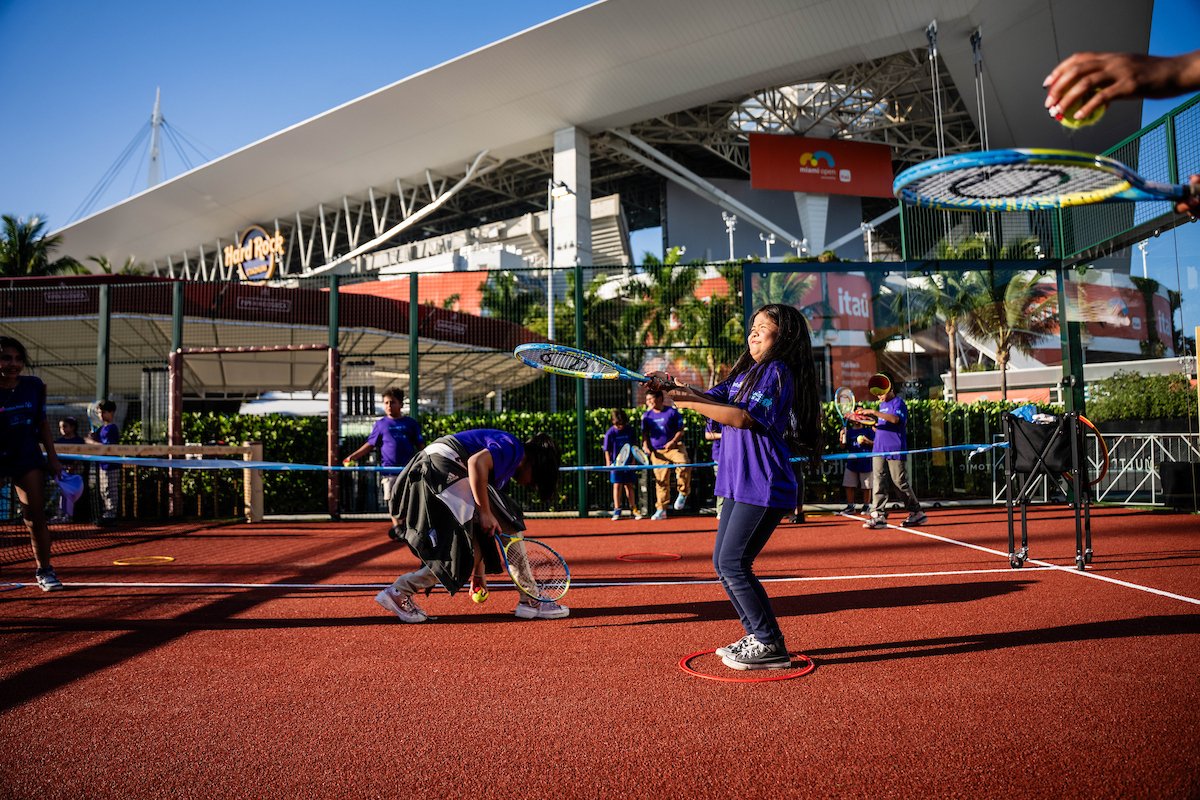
721,637,791,670
715,634,754,659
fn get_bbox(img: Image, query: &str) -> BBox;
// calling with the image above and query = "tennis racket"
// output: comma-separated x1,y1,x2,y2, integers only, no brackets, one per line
613,442,650,469
834,386,875,426
494,532,570,602
514,344,676,388
86,400,103,430
894,148,1199,212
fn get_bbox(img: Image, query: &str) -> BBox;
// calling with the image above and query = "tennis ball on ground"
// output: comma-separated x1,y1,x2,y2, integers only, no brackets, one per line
471,586,489,604
1053,90,1106,129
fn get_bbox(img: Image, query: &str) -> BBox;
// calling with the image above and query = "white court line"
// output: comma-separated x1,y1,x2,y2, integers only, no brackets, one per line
842,513,1200,607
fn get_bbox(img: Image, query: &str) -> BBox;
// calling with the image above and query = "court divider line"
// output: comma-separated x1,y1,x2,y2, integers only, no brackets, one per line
841,514,1200,607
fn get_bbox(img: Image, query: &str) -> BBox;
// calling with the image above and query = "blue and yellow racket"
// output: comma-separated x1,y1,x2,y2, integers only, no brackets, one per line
514,343,676,388
894,148,1198,212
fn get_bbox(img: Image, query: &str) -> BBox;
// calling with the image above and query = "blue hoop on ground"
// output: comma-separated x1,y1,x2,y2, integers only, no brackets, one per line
678,649,816,683
0,583,23,592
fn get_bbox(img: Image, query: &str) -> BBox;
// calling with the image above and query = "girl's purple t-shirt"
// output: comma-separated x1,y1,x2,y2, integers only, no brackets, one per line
703,361,796,508
0,375,47,471
602,425,638,460
368,415,422,467
871,396,908,460
451,429,524,489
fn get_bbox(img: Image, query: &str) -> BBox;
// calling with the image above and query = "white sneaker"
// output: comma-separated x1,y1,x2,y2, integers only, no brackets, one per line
650,509,667,521
515,600,570,620
904,510,928,526
36,568,64,592
633,512,645,520
375,587,428,623
673,493,688,511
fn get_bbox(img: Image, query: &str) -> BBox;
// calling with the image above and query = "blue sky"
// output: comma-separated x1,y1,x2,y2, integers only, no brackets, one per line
1,0,1195,338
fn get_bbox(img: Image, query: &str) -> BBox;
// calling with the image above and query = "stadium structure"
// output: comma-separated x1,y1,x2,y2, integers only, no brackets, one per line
23,0,1173,416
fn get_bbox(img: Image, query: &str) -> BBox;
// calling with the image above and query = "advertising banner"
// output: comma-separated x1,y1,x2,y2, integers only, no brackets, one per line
749,133,894,198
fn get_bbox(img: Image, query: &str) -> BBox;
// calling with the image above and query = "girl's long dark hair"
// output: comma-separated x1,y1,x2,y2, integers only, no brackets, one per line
525,432,562,503
0,336,29,365
720,304,824,465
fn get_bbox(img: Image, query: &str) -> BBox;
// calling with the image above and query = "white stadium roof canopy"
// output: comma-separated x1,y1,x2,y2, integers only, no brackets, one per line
54,0,1151,266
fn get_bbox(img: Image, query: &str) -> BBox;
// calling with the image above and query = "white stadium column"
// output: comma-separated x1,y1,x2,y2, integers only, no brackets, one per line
553,128,592,267
794,193,829,255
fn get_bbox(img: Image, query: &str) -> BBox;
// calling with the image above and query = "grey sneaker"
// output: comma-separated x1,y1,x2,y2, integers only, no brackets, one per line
862,516,888,530
36,568,64,592
839,504,855,515
375,587,427,623
721,637,791,670
715,634,754,659
904,510,928,526
515,600,569,619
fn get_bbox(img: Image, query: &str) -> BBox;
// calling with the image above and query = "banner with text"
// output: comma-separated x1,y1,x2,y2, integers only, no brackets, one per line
749,133,895,198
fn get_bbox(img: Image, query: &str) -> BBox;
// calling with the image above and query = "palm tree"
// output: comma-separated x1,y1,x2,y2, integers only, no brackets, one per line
676,263,744,387
478,270,544,325
0,215,84,277
958,269,1058,400
903,271,983,401
87,254,146,275
629,250,699,352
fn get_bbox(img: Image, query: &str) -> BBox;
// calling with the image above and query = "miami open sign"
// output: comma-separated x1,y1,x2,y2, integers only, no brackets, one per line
226,226,284,283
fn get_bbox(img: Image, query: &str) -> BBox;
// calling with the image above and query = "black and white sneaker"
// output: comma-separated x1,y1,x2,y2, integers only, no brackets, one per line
715,634,754,659
903,510,928,526
36,568,64,592
721,637,791,670
839,503,855,515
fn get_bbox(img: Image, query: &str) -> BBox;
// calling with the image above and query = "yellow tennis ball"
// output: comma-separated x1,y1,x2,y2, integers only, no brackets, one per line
471,587,489,604
856,435,870,446
1054,90,1106,129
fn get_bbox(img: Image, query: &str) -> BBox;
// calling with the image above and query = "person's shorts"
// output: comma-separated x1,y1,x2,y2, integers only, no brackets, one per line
381,473,402,503
0,457,45,482
610,470,636,485
842,469,872,490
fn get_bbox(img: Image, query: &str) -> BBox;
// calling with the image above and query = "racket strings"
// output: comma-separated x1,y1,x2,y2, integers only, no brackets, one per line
521,346,619,377
505,539,568,600
912,164,1123,203
835,388,856,416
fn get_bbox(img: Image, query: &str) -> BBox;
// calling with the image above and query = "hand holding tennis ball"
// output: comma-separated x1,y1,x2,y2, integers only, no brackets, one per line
471,586,488,603
856,435,870,446
1050,88,1106,129
343,458,355,468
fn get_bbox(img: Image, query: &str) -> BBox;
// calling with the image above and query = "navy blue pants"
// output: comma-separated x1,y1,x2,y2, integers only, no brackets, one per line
713,500,788,645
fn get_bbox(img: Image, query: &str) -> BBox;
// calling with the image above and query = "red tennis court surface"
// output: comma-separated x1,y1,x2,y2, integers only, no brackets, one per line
2,506,1198,799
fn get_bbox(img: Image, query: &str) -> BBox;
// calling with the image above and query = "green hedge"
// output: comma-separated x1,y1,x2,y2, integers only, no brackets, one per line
1086,371,1197,423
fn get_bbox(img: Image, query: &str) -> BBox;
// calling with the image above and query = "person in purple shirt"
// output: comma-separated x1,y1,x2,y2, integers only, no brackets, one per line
704,418,723,517
646,304,823,671
376,428,566,623
51,417,86,523
86,400,120,522
0,337,66,591
344,387,423,532
641,388,691,519
602,409,643,521
856,373,926,529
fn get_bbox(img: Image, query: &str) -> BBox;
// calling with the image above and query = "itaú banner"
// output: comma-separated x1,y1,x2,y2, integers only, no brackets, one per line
748,133,894,198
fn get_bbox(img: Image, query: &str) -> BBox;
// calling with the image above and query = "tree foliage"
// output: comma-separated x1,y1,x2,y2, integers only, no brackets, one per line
0,215,85,277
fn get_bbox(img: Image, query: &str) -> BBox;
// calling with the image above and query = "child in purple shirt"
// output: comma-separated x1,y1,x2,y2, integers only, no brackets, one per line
344,387,423,531
376,429,566,623
602,409,643,521
857,373,926,529
641,389,691,519
645,304,824,671
0,337,66,591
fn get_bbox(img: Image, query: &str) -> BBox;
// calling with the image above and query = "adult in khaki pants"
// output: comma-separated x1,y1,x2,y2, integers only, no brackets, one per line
641,387,691,519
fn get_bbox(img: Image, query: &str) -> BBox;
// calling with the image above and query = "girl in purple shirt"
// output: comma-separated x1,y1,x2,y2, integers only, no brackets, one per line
646,304,823,671
0,337,66,591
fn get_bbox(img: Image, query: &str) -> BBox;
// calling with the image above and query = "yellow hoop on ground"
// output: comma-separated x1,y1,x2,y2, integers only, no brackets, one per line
112,556,175,566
